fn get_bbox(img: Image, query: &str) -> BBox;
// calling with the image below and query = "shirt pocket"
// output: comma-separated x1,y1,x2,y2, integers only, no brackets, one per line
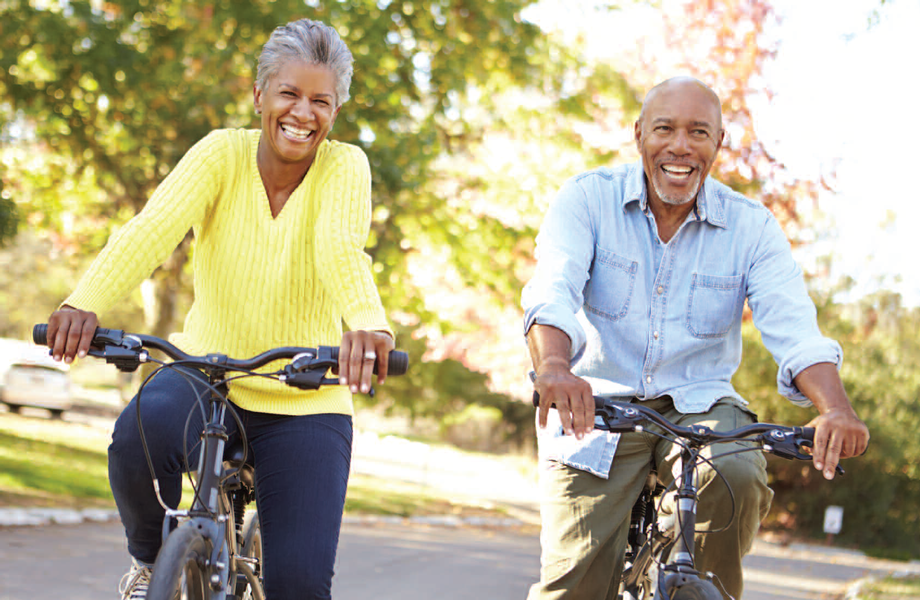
584,246,638,322
686,273,744,338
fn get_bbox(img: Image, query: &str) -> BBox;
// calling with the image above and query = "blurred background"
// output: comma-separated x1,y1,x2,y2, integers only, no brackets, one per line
1,0,917,559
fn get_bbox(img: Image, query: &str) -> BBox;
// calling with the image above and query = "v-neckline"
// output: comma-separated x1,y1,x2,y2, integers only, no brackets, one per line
251,131,319,222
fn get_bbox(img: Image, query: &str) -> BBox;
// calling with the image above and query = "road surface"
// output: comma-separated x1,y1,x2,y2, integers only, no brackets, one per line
2,519,918,600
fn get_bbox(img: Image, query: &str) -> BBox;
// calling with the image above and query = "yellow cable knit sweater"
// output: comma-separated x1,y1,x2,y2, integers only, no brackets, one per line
65,129,392,416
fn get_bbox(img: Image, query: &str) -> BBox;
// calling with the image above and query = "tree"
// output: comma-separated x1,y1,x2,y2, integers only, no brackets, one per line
0,0,545,337
734,287,920,557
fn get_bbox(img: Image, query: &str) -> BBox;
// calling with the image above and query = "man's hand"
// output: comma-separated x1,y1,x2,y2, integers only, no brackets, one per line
47,306,98,364
338,330,395,394
794,362,870,480
534,359,595,439
805,407,869,480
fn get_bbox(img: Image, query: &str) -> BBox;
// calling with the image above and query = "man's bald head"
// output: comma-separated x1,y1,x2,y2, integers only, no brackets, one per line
638,76,723,133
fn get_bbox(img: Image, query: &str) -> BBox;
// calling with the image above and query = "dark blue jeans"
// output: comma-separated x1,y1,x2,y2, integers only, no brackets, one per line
108,366,352,600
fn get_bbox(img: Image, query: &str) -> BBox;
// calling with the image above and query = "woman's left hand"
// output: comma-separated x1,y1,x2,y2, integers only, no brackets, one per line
338,330,395,394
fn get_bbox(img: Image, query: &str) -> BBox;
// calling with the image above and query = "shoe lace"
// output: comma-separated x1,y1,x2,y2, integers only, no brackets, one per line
119,562,152,599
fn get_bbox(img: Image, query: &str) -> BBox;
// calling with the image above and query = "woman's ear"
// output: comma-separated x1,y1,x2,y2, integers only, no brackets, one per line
253,83,263,115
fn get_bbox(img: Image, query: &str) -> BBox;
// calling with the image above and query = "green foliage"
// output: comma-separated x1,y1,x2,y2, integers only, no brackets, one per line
735,290,920,557
361,324,534,450
0,0,547,323
0,190,18,247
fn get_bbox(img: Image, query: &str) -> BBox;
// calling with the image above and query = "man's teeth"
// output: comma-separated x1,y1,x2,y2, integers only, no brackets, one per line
662,165,692,174
281,124,313,140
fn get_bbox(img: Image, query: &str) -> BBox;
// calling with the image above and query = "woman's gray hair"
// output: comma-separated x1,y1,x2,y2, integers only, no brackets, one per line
256,19,354,106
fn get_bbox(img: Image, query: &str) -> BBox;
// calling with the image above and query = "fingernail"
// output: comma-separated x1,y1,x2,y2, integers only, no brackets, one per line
361,384,369,393
825,469,834,480
78,350,86,358
814,462,823,470
65,356,72,364
340,378,348,385
576,432,583,440
350,385,358,393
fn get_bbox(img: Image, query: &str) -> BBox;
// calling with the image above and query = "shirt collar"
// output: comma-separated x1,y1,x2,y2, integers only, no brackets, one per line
623,162,727,228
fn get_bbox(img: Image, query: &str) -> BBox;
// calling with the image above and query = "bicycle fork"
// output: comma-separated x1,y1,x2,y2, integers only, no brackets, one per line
162,387,236,594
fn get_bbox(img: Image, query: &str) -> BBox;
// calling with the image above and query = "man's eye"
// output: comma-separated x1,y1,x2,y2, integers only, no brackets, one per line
282,91,297,97
655,125,671,132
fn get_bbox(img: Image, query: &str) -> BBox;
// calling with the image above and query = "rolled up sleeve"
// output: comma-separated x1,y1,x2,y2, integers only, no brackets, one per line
747,211,843,406
521,177,597,362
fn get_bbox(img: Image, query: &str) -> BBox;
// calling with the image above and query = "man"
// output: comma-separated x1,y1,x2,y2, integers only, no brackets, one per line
521,76,869,600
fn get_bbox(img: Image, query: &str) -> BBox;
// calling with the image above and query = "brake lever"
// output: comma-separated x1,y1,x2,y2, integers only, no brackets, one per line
763,430,845,476
88,334,145,372
595,403,643,434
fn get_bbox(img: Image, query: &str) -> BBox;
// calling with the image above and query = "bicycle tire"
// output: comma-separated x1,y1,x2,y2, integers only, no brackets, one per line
147,525,212,600
240,511,263,599
668,579,723,600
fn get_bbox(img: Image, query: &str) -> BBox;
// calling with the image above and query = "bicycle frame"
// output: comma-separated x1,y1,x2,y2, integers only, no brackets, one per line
31,323,407,600
161,370,263,599
531,392,835,600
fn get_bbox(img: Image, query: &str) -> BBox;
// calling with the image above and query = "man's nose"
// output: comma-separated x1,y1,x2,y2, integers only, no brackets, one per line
668,129,691,154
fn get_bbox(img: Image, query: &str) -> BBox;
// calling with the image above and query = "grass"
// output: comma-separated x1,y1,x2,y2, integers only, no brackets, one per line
0,410,514,521
854,575,920,599
0,411,115,508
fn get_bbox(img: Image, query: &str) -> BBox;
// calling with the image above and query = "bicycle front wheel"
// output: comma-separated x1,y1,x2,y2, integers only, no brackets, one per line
669,579,723,600
147,525,212,600
239,510,263,599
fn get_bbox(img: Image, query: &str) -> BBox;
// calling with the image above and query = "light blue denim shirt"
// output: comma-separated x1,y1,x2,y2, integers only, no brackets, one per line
522,163,842,478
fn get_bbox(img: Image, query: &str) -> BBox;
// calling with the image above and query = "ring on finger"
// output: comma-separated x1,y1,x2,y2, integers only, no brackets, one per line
363,350,377,361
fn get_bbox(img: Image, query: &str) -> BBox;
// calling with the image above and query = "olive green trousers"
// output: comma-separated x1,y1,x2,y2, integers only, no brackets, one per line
527,397,774,600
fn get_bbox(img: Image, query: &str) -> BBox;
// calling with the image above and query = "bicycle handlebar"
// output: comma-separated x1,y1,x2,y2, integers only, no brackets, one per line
33,324,409,380
532,391,835,471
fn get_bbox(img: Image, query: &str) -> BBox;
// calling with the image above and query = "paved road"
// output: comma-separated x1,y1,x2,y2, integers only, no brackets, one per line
2,519,918,600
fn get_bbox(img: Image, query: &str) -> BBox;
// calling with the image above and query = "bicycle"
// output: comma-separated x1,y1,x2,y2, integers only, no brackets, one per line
532,393,845,600
33,324,408,600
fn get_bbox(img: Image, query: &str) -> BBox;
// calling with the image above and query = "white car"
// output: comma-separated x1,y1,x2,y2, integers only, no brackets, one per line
0,338,73,418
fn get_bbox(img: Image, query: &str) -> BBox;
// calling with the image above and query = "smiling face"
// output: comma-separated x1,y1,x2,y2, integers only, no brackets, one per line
253,60,340,170
635,79,724,207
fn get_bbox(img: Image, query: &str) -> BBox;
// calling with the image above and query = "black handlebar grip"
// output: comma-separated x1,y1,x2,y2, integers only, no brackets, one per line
387,351,409,376
33,324,49,346
326,347,409,376
801,427,815,443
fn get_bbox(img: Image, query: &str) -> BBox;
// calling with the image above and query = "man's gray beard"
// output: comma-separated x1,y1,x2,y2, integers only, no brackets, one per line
653,172,698,206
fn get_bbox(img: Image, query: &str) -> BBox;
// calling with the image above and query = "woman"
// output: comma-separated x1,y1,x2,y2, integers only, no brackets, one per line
46,19,393,600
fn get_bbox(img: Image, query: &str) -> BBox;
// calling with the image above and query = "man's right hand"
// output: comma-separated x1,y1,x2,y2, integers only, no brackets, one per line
47,306,98,364
534,359,595,439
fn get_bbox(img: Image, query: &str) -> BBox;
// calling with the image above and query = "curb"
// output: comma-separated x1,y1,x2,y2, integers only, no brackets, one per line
343,514,530,529
0,507,120,527
0,508,530,530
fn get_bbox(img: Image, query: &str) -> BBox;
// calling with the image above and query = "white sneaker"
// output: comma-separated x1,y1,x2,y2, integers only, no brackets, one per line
118,559,152,599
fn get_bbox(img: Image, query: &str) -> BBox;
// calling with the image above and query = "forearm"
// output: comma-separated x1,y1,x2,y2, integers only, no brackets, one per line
792,362,857,416
527,323,573,374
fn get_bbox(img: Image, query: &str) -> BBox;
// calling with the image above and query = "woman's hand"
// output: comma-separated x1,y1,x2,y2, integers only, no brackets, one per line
47,306,99,364
338,330,395,394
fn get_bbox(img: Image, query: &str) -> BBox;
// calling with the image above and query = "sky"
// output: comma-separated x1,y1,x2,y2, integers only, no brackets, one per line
524,0,918,307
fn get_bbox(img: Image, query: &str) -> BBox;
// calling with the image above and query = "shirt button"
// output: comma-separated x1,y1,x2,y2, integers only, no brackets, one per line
646,376,652,383
653,331,659,339
657,286,664,294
